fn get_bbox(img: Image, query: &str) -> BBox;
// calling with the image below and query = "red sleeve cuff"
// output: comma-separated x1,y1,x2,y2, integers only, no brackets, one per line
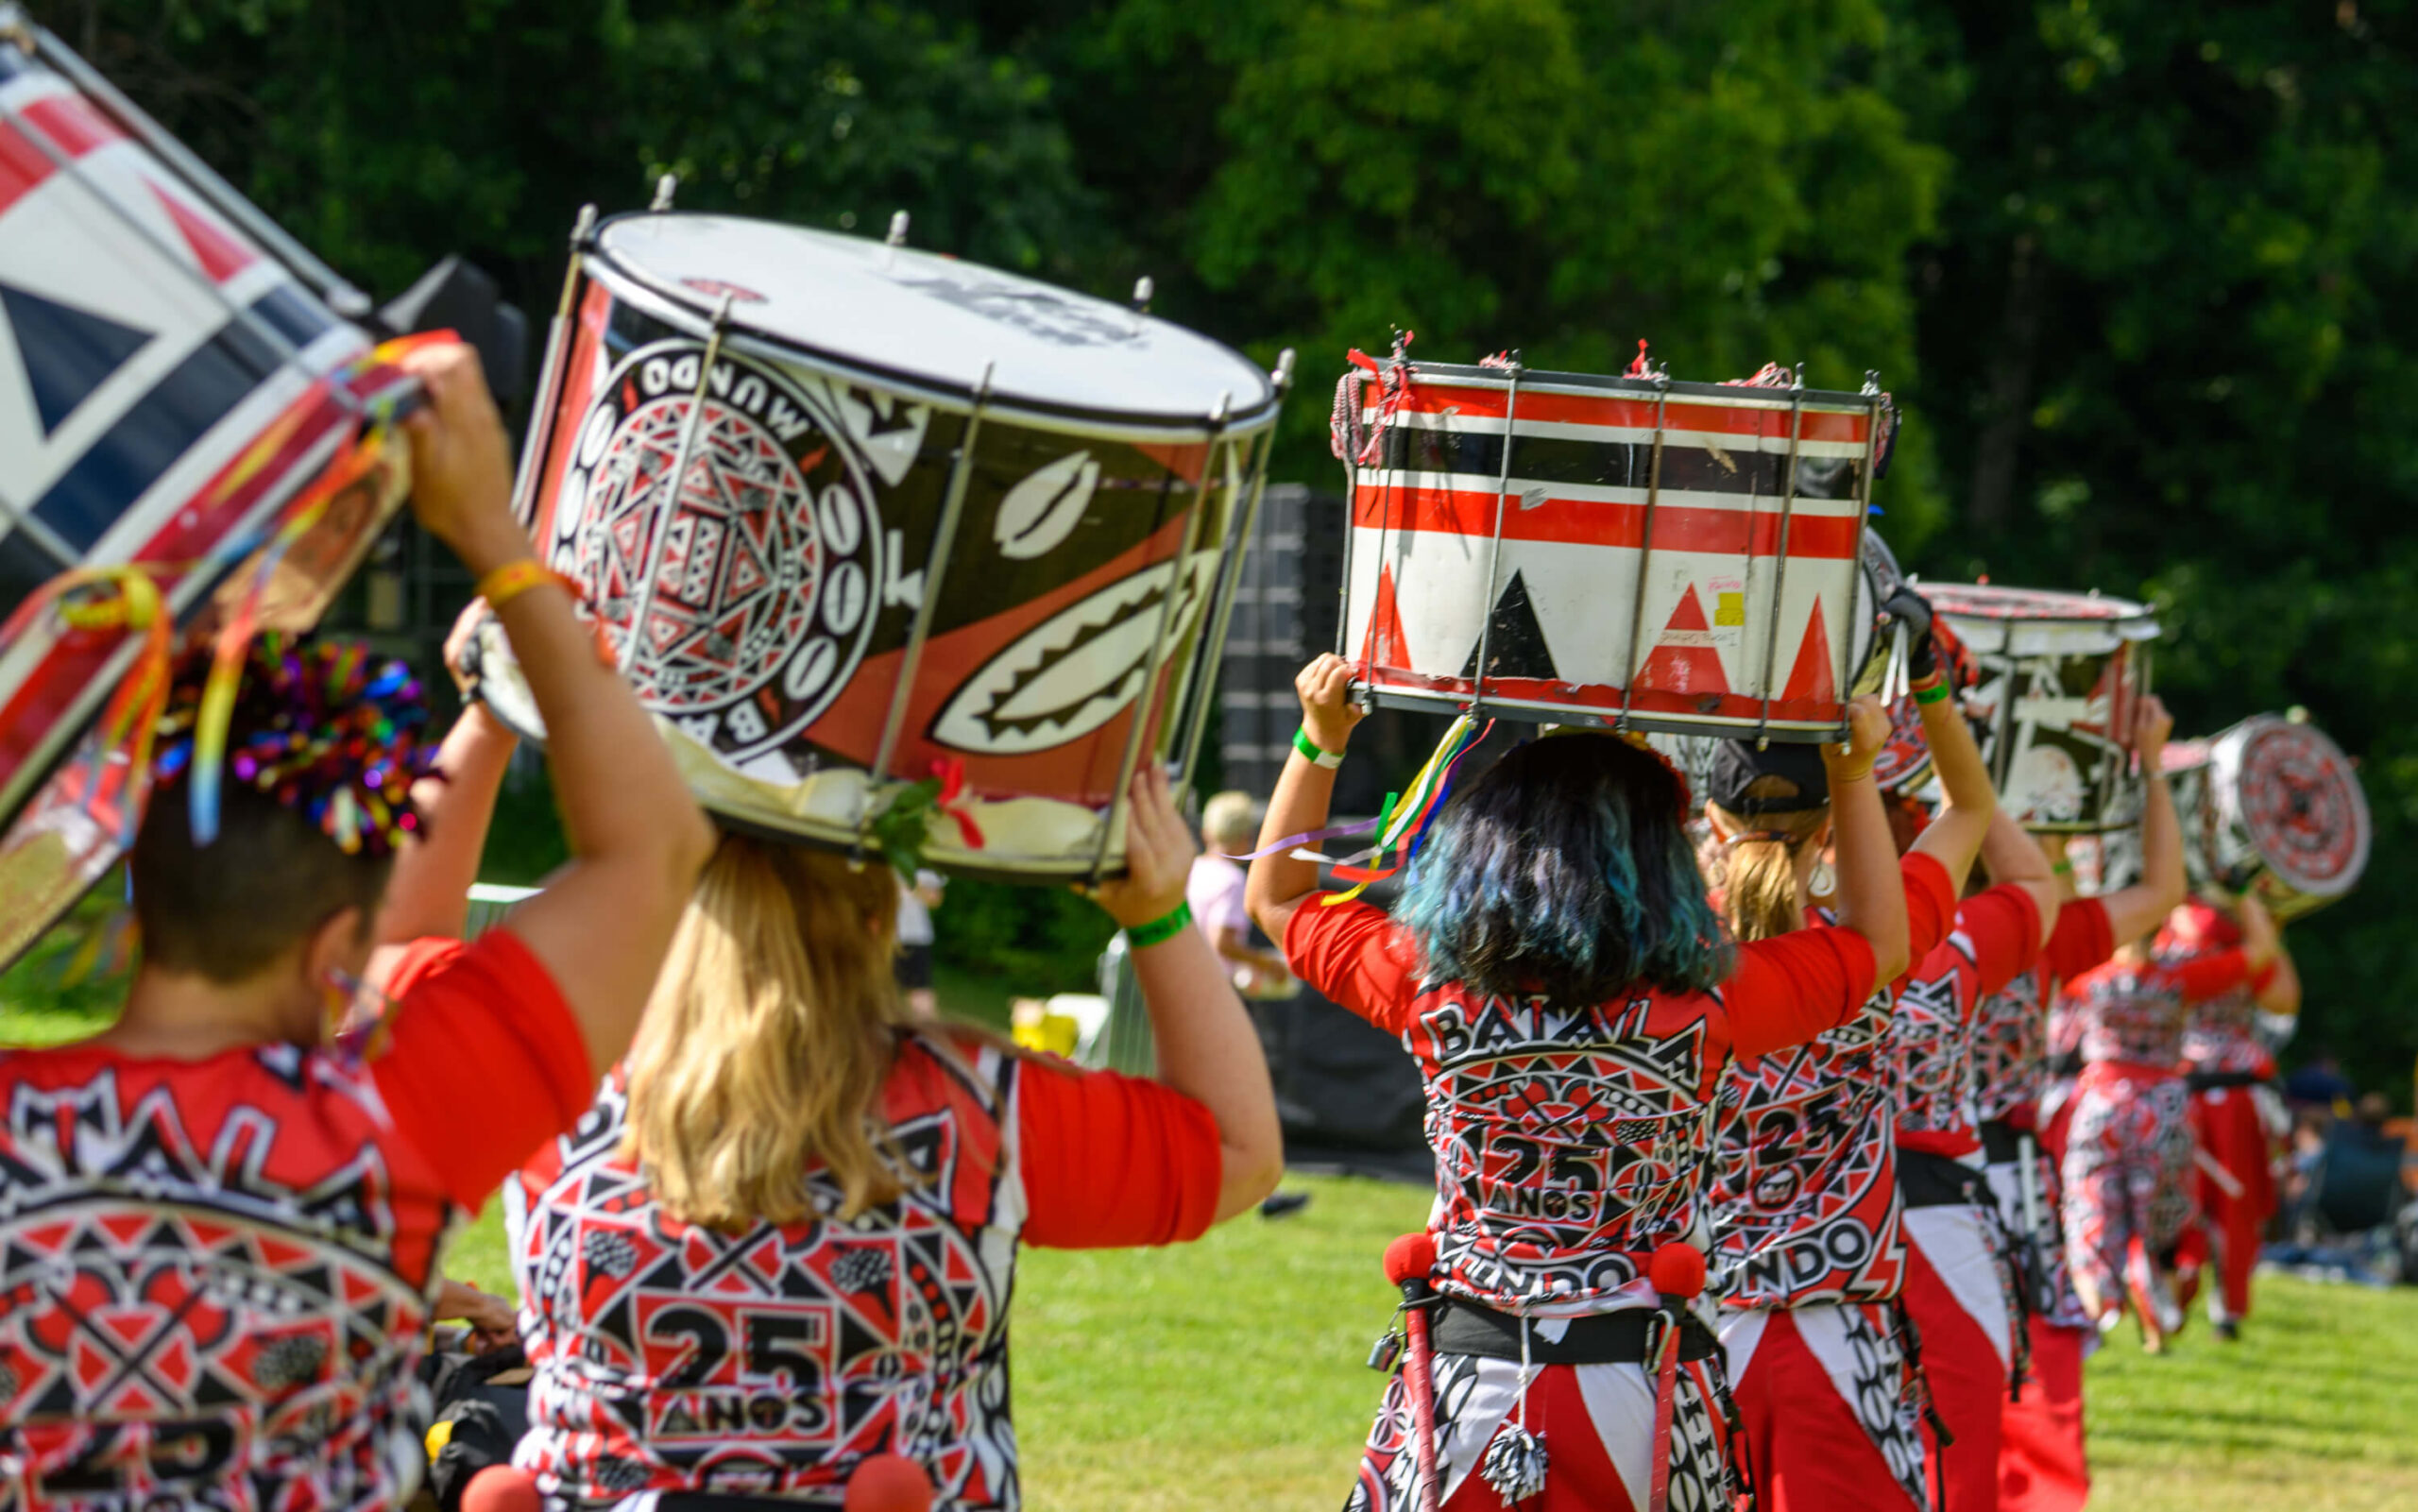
1901,852,1958,963
2044,896,2116,981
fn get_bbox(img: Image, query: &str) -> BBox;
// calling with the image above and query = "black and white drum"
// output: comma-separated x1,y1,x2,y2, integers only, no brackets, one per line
2185,714,2369,921
1339,359,1899,740
1922,583,2159,832
469,205,1288,881
0,10,415,969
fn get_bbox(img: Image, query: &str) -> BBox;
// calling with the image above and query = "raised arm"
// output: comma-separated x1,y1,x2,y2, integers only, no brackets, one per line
1246,654,1368,951
367,607,518,964
399,344,714,1073
1824,694,1911,983
1094,765,1282,1223
2092,696,2188,944
2256,930,2302,1015
1888,586,1997,893
1978,807,2060,951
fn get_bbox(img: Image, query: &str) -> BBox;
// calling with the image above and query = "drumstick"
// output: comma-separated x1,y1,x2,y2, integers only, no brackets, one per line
1382,1232,1443,1512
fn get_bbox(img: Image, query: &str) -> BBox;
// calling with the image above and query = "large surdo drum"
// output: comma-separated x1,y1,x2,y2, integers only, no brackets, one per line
0,11,416,968
1921,583,2158,832
469,210,1286,880
1340,361,1897,739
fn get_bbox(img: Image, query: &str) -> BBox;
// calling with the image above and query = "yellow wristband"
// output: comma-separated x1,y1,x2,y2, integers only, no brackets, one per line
476,559,576,612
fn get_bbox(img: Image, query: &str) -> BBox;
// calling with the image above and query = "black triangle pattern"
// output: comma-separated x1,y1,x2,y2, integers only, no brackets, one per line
1460,569,1559,682
0,280,153,437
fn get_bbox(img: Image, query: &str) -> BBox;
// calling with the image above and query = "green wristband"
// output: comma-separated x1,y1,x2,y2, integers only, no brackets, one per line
1293,727,1344,769
1125,899,1194,950
1914,679,1952,705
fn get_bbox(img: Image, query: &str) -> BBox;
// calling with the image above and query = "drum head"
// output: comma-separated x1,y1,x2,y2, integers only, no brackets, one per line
593,215,1279,430
2211,715,2370,908
1922,583,2157,656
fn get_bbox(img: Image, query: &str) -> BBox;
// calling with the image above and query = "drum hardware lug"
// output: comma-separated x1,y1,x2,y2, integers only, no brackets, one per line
1131,276,1154,314
856,362,996,864
1272,348,1297,388
570,202,599,249
887,210,911,246
1094,389,1233,884
1753,364,1809,748
650,174,678,212
618,292,735,680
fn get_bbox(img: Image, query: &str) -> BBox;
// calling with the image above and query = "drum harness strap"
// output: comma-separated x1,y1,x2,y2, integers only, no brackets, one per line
1887,1297,1954,1512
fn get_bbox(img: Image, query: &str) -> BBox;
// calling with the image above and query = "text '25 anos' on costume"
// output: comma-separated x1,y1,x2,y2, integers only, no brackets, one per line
0,930,590,1512
506,1027,1220,1511
1285,858,1932,1511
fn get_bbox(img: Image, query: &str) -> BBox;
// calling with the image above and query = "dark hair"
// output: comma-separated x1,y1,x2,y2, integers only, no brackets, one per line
131,782,391,983
1395,734,1732,1006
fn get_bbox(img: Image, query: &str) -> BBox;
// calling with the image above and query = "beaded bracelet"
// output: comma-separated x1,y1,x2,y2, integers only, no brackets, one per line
1125,899,1194,950
1293,727,1344,769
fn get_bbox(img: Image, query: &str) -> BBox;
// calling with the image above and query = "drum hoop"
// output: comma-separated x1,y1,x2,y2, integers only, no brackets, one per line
1389,361,1882,413
584,218,1283,439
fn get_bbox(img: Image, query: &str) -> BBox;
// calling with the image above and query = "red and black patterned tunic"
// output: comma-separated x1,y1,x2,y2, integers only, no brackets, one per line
507,1029,1218,1510
0,932,590,1512
1889,885,2042,1158
1969,899,2114,1126
1707,856,1958,1310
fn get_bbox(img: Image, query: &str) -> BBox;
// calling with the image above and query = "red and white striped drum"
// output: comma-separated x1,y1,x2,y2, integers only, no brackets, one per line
1921,583,2158,832
2188,714,2369,921
468,208,1286,881
0,12,415,968
1340,361,1895,739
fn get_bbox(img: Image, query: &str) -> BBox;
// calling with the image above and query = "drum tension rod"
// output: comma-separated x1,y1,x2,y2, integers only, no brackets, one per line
1616,368,1672,736
1753,362,1809,750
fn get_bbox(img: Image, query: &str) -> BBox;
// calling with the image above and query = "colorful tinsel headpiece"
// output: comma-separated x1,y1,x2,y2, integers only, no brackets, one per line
152,636,437,858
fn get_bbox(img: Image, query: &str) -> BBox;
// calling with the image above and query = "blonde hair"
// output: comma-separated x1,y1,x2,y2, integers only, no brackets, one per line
1201,790,1261,851
1708,788,1830,943
622,834,911,1229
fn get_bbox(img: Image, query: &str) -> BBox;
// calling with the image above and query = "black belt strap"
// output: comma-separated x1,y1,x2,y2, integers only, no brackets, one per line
1430,1298,1721,1366
2185,1068,2270,1094
1898,1146,1989,1209
1979,1117,2026,1166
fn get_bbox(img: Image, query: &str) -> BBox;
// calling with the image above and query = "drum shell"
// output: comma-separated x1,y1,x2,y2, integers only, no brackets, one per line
1340,365,1887,739
1925,584,2159,834
485,249,1271,880
2191,715,2369,921
0,29,408,969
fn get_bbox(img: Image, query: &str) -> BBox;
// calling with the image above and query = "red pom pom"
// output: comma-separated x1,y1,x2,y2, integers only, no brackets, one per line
1648,1241,1706,1300
460,1468,541,1512
844,1453,933,1512
1382,1232,1439,1286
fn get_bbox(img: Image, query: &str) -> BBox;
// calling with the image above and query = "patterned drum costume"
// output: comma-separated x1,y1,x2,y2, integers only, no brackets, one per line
2171,923,2286,1332
1286,893,1901,1512
1707,857,1957,1512
508,1034,1218,1509
1887,886,2044,1512
2056,948,2258,1334
1969,898,2115,1512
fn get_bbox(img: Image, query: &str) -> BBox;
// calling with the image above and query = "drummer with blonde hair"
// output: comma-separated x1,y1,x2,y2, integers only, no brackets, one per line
504,765,1282,1508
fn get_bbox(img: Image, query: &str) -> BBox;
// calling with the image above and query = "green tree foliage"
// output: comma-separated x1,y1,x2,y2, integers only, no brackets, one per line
1890,1,2418,1090
1002,0,1951,518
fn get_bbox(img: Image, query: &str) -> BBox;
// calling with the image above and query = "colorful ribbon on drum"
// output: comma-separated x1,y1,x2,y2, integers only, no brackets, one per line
1317,714,1493,907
